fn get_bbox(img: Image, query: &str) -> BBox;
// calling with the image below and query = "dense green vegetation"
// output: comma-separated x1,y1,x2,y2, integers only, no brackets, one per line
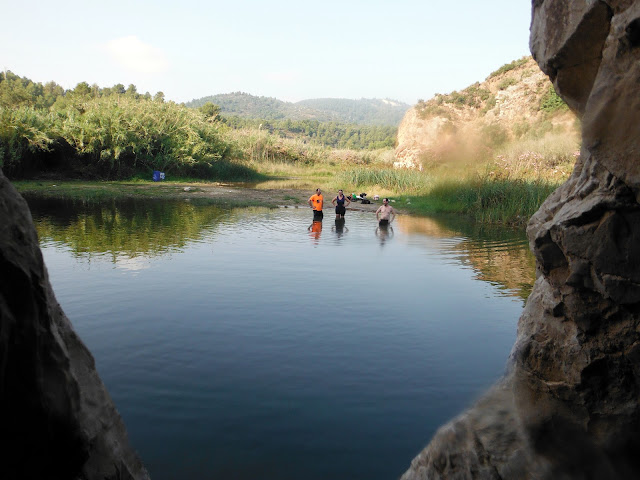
185,92,409,126
222,116,396,150
0,71,252,180
539,85,569,114
399,175,559,224
295,98,409,126
1,72,398,179
2,58,578,227
487,56,531,79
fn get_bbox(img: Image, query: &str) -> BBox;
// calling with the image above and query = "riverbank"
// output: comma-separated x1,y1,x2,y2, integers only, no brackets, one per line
13,180,390,214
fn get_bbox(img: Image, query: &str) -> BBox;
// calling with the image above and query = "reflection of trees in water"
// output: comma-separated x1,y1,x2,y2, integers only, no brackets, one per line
395,215,536,301
25,196,230,260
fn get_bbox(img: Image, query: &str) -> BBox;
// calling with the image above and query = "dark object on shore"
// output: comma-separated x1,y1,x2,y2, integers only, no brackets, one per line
359,192,371,204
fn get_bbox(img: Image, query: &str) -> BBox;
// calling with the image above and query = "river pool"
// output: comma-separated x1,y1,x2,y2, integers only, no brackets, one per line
25,196,535,480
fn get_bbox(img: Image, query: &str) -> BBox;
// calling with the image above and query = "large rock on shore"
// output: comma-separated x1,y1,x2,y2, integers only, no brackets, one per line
0,169,149,479
401,1,640,478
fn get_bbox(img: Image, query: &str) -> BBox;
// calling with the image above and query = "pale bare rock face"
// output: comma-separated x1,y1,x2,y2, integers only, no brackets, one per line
393,56,576,170
401,1,640,479
0,169,149,479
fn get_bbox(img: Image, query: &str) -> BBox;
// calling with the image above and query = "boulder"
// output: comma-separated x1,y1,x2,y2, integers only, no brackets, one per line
0,169,149,480
401,1,640,478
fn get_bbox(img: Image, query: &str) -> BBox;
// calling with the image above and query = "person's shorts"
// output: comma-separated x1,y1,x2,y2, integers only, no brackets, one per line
335,205,346,215
378,219,389,227
313,210,324,220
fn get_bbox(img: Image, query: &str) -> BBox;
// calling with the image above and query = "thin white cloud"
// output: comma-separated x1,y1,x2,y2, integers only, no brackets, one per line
104,36,169,74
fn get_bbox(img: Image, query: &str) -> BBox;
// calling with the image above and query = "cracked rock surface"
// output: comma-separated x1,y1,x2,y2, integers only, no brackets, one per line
401,1,640,478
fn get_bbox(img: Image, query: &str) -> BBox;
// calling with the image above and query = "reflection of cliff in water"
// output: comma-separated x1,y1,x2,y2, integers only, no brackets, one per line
395,214,535,301
23,196,248,261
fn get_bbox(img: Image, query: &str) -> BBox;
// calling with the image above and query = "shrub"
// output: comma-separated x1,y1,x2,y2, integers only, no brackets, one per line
498,78,517,90
487,57,531,79
540,86,568,113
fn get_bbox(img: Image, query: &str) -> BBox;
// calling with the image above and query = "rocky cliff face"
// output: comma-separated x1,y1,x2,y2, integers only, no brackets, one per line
394,57,577,169
401,1,640,478
0,170,149,479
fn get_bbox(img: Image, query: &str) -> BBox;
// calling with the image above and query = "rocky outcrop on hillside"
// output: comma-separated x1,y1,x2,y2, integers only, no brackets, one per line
0,169,149,479
394,57,577,169
401,1,640,479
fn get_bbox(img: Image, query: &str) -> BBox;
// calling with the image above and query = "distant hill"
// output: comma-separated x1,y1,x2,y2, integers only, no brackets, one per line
183,92,410,126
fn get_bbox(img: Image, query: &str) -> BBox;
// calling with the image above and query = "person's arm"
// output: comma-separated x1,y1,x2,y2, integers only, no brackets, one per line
376,206,381,221
390,208,396,223
332,196,337,206
346,197,351,207
308,197,313,208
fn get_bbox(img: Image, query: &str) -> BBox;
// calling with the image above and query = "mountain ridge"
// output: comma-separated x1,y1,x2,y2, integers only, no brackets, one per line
184,92,410,126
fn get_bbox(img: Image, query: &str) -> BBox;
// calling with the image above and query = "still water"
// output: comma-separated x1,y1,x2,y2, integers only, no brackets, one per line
25,197,535,480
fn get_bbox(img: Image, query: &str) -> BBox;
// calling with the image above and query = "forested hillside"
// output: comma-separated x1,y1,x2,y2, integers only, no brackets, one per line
222,116,396,150
0,71,398,180
184,92,409,126
0,71,241,179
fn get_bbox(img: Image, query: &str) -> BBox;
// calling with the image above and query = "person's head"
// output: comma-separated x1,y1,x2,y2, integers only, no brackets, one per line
338,189,343,195
383,198,389,204
316,188,321,195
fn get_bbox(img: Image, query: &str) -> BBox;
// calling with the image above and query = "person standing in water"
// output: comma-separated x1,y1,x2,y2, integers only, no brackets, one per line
331,189,351,219
375,198,396,226
308,188,324,221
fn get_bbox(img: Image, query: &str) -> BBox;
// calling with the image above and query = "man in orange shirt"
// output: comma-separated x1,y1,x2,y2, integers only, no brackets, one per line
308,188,324,220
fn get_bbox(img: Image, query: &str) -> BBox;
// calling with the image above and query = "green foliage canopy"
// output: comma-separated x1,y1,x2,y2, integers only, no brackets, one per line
0,72,239,179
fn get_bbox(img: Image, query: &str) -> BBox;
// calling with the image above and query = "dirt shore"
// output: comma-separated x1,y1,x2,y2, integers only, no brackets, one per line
16,180,402,215
173,183,392,214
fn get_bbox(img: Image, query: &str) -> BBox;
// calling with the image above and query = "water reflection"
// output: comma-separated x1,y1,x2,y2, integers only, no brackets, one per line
23,196,227,264
375,224,394,246
24,195,536,480
24,195,535,300
332,218,348,240
308,220,323,244
395,215,535,300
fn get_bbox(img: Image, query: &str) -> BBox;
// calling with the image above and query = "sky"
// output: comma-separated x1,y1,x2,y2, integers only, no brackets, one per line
1,0,533,106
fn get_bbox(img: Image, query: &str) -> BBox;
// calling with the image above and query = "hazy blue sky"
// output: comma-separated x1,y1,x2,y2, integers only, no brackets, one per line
1,0,533,105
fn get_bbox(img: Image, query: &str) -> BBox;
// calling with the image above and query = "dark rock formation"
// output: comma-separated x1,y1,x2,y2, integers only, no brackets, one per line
401,1,640,478
0,169,149,479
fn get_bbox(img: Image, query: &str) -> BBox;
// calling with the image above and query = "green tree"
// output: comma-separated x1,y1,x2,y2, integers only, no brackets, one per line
71,82,91,97
126,84,138,97
199,102,221,122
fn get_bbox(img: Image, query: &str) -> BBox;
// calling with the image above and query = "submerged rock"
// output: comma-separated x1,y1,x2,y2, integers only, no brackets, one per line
0,169,149,479
402,1,640,478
